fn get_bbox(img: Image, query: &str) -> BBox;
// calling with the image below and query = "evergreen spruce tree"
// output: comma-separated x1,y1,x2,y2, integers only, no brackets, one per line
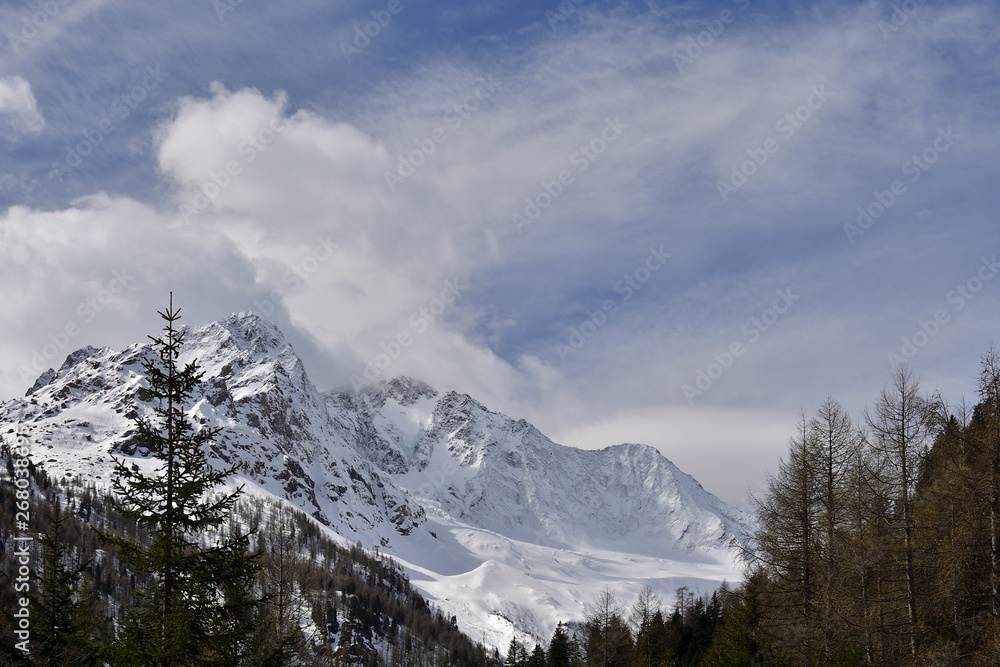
702,573,775,667
527,643,546,667
206,527,292,667
98,295,264,666
547,622,572,667
30,507,105,666
506,636,525,667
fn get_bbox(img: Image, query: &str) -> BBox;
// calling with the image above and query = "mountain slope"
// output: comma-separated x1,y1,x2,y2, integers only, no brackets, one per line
1,312,748,649
8,314,425,545
383,388,745,556
326,379,749,647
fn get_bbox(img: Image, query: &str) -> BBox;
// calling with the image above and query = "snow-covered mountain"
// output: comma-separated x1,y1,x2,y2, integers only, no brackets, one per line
2,312,749,649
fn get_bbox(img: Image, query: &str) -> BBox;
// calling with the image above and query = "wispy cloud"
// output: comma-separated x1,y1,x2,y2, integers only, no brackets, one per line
0,76,44,140
1,1,998,502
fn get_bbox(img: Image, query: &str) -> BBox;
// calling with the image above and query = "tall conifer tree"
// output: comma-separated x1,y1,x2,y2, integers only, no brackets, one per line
99,295,263,666
31,508,104,666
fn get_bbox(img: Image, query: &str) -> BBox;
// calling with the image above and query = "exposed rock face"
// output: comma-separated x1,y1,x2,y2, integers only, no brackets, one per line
2,312,750,647
4,313,425,541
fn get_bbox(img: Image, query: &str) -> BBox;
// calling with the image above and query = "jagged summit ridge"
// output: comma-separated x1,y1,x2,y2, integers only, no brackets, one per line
394,394,747,554
9,312,426,541
4,312,749,649
10,310,747,554
211,311,289,355
386,376,438,406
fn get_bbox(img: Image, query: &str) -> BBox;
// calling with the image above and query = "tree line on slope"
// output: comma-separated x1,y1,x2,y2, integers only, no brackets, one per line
0,297,498,666
738,352,1000,665
527,349,1000,666
0,463,497,665
505,583,744,667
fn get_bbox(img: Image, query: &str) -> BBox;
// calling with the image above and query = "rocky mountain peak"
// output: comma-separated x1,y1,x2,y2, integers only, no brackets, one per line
384,376,437,406
185,311,292,361
25,345,107,397
2,314,749,651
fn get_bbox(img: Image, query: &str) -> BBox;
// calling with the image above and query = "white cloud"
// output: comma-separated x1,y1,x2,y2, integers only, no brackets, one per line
140,4,1000,498
2,2,997,502
0,76,44,140
157,82,391,243
551,405,800,508
0,193,262,396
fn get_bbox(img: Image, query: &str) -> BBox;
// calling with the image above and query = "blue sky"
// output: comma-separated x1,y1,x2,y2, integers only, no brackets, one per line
2,0,999,505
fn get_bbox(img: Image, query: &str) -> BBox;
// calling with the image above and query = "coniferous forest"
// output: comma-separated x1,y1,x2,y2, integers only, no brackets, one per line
0,461,497,666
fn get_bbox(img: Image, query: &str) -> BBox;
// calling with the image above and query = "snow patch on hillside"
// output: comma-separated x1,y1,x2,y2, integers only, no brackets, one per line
2,312,749,651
